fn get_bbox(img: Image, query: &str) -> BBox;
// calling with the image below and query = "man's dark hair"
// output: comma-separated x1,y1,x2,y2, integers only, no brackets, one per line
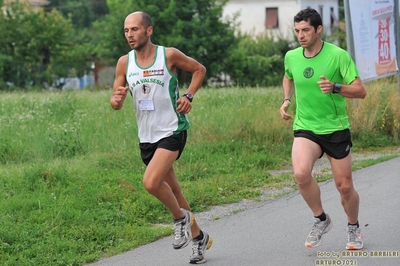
141,12,153,29
294,8,322,32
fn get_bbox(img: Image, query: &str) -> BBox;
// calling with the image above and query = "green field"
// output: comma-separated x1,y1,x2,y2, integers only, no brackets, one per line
0,81,399,265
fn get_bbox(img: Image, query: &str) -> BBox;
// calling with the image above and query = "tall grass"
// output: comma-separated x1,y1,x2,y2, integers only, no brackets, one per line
0,80,399,265
347,77,400,146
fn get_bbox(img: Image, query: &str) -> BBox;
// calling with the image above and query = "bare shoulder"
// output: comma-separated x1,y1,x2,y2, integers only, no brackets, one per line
164,47,189,72
164,46,201,65
164,46,204,74
115,55,128,75
165,47,186,60
117,54,128,67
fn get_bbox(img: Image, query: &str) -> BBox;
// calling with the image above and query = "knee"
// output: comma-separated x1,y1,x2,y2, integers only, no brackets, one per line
336,181,354,197
143,178,160,195
294,169,313,187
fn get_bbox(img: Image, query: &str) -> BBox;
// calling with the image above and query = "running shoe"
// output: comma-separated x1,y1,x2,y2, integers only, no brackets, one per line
346,225,363,250
189,231,213,264
305,214,333,248
172,208,194,249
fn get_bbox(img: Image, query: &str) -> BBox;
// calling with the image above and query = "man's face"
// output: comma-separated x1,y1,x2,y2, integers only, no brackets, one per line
124,14,152,51
294,20,321,49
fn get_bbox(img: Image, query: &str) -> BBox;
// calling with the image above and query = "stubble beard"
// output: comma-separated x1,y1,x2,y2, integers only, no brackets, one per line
132,35,149,51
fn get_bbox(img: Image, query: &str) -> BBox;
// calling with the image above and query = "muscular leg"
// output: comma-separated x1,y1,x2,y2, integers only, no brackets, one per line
328,152,359,224
142,148,201,237
164,166,201,238
292,137,324,216
142,148,183,219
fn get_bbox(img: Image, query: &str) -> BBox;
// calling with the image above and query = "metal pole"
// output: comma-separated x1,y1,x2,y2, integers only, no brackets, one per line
394,0,400,92
344,0,355,60
344,0,360,107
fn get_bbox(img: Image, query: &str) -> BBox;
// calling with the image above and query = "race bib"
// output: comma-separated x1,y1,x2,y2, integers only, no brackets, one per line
138,99,155,111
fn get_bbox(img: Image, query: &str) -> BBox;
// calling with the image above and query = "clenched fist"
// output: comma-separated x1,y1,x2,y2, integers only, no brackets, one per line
110,86,129,110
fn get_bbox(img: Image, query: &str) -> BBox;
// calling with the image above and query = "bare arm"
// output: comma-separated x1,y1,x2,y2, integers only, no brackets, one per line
317,76,367,99
280,74,294,120
166,47,206,114
110,55,129,110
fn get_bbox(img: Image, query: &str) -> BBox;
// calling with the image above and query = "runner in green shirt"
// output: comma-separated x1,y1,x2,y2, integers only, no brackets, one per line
280,8,367,250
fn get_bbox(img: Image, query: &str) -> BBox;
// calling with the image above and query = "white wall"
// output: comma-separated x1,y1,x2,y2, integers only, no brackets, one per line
300,0,339,36
223,0,299,38
223,0,339,39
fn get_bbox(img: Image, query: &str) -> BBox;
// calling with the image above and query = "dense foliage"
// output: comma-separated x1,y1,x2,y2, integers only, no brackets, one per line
225,32,294,87
94,0,238,83
0,2,90,88
0,0,299,89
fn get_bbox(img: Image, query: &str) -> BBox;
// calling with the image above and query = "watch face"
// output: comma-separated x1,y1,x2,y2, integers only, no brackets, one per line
331,83,339,94
186,93,193,99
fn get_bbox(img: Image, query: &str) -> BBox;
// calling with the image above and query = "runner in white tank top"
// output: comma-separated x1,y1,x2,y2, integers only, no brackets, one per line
126,45,189,143
110,11,213,264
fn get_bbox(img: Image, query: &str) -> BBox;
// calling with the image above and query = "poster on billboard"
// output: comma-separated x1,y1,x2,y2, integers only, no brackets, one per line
348,0,399,81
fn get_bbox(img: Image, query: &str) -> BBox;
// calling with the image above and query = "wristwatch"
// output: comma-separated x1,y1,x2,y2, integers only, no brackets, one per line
183,93,193,102
332,83,342,94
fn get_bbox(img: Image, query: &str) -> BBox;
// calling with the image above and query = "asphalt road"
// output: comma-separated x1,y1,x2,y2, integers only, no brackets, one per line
87,157,400,266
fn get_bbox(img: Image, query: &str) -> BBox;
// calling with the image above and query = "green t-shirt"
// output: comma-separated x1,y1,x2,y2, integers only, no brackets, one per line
284,42,360,134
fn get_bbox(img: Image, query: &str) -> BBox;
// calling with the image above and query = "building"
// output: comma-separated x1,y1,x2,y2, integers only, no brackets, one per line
4,0,49,6
223,0,340,39
2,0,49,12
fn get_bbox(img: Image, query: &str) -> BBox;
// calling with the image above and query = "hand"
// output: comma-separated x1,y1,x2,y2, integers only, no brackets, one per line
317,76,333,94
280,100,292,120
176,96,192,114
111,86,129,109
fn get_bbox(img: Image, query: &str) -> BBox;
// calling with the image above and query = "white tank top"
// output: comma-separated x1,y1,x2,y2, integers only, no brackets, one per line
126,46,189,143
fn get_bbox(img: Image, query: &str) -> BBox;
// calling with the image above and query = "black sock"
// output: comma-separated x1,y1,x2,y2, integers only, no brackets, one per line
314,212,326,221
174,216,184,223
194,230,204,241
348,221,359,228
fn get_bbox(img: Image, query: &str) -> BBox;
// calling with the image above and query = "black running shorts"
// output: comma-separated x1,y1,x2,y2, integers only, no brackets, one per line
139,130,187,165
294,129,352,159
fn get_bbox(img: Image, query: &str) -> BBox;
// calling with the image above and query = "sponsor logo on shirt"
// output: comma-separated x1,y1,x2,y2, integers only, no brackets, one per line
143,69,164,77
129,72,139,77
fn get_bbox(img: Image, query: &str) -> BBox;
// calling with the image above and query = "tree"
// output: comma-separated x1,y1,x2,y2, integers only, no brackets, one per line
45,0,109,29
42,0,109,88
0,1,90,89
224,32,292,87
93,0,237,84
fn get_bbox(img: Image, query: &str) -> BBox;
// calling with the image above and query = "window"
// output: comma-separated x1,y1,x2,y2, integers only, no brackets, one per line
265,7,278,28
